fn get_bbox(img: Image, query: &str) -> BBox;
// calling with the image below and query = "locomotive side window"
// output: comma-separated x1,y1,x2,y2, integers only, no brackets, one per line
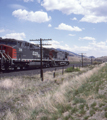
20,42,22,47
30,44,33,48
11,41,17,45
0,46,2,49
0,40,6,45
18,42,22,47
7,41,17,46
4,47,6,49
0,39,17,46
25,42,29,46
65,53,67,58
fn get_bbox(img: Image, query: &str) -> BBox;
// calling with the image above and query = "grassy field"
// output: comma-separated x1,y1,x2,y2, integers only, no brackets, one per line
0,63,107,120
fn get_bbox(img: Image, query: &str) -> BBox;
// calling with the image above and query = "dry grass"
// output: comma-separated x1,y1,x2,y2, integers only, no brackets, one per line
0,63,105,120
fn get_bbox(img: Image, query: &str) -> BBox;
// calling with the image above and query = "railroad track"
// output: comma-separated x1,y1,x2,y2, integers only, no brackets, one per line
0,63,91,78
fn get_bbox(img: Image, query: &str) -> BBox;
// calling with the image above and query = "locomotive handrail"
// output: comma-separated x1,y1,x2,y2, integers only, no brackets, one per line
4,53,12,60
0,51,6,60
4,53,10,60
7,54,12,60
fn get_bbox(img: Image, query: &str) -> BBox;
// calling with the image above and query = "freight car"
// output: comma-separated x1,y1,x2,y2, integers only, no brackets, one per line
0,37,69,71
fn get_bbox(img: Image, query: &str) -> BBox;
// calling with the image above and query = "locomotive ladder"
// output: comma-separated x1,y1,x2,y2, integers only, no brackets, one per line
0,52,12,71
0,51,6,60
4,52,12,62
0,51,6,71
4,53,12,70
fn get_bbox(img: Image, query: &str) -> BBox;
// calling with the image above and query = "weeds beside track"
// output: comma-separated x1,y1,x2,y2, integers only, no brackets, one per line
0,63,106,120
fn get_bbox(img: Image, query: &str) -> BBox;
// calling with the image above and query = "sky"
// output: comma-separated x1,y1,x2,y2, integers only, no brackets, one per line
1,0,107,57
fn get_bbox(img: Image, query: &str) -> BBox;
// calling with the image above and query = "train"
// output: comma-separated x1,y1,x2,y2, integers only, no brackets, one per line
0,37,69,71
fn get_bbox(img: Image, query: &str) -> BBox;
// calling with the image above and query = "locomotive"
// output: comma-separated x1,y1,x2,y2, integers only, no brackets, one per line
0,37,69,71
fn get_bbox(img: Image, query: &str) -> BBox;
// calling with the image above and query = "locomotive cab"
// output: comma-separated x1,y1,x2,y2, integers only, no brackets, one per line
0,44,17,59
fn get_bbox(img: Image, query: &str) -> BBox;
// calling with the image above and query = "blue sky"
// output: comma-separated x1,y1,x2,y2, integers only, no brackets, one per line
1,0,107,57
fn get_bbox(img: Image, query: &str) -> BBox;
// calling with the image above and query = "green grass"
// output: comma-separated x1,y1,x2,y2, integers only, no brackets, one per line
79,104,85,109
41,116,48,120
105,112,107,118
73,97,86,104
79,109,86,115
71,107,78,114
65,67,80,72
104,107,107,111
90,109,95,116
91,102,97,108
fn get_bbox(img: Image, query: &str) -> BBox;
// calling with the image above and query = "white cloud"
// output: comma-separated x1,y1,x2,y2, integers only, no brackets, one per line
71,40,107,57
12,9,51,23
47,40,60,45
48,24,52,27
2,32,26,40
9,4,26,9
90,41,107,49
79,36,96,41
41,0,107,23
72,17,77,20
24,0,34,2
46,39,107,57
46,40,71,51
55,23,82,31
69,34,75,36
0,29,5,33
80,15,107,23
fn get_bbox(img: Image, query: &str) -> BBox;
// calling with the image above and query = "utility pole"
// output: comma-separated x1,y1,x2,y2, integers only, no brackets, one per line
30,38,51,81
91,56,93,65
79,53,86,67
40,38,43,80
81,53,83,67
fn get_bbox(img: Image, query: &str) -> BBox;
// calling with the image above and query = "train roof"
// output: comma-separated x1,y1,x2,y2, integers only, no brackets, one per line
0,37,23,42
0,37,39,47
0,37,69,54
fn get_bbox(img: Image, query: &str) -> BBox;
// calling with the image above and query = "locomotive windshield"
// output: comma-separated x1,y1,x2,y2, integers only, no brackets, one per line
0,40,6,45
0,39,17,46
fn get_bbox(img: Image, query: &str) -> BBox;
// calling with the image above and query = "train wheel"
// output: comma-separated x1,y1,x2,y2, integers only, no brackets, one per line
25,65,29,69
14,67,17,70
5,67,9,71
43,64,46,68
20,66,23,70
45,63,50,68
5,64,9,71
0,66,2,72
0,64,3,71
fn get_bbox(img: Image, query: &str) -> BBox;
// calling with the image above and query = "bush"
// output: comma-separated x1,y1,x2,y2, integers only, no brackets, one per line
93,61,102,65
65,67,80,72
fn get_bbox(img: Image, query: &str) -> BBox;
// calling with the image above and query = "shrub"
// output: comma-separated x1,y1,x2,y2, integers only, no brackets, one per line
105,112,107,118
65,67,80,72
